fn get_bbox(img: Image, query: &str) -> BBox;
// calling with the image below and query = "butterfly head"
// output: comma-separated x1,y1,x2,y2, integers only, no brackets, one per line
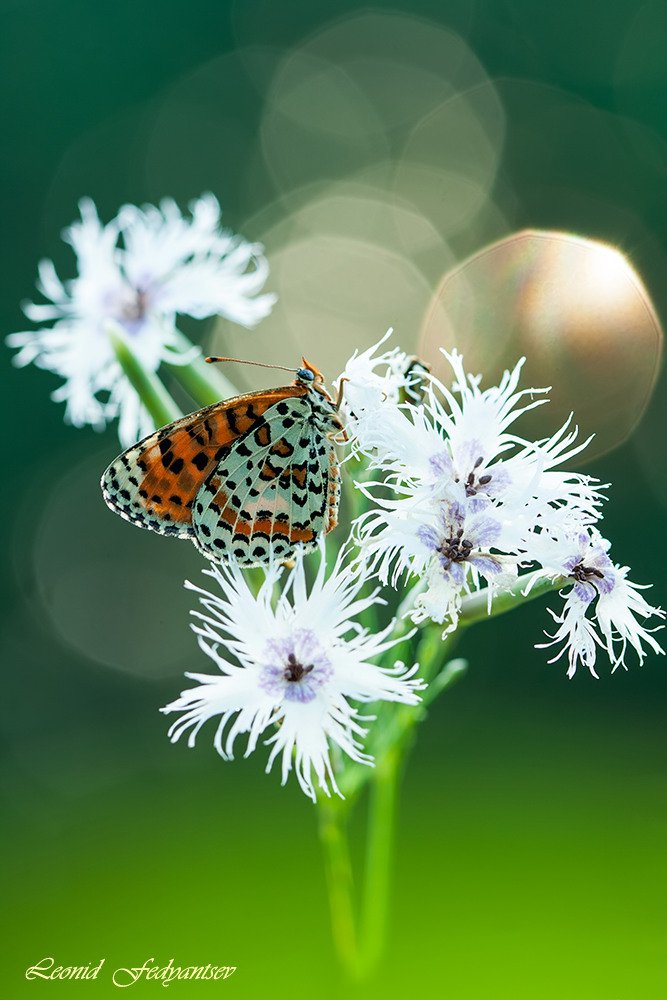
295,358,326,389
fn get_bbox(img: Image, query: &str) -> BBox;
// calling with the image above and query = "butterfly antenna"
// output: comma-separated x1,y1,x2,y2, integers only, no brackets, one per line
205,356,299,373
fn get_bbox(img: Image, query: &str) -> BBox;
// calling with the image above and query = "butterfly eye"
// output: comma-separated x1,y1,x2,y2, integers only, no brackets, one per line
296,368,316,383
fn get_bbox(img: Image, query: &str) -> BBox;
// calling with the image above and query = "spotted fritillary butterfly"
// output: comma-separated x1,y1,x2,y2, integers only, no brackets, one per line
101,359,343,565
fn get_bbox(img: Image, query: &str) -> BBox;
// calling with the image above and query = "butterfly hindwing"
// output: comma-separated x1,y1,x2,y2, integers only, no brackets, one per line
192,394,340,565
100,387,306,537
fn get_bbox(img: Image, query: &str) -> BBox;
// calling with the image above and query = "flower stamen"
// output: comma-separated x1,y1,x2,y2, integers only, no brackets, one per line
571,562,605,583
462,456,493,497
284,652,315,683
440,527,474,564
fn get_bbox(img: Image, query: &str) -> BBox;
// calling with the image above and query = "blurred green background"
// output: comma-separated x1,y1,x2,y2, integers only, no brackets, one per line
2,1,666,997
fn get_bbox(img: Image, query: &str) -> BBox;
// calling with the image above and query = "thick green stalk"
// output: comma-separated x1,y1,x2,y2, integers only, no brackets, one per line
109,328,182,427
317,800,360,982
163,329,238,406
319,568,569,984
359,746,401,979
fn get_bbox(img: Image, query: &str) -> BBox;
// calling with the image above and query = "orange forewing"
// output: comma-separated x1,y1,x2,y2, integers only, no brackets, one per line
133,386,307,527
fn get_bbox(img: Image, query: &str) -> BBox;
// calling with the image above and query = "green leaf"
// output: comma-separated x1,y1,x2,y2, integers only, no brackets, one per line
422,657,468,706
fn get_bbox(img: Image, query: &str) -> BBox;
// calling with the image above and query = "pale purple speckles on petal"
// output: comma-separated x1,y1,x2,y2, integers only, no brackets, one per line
562,555,580,575
472,516,502,547
470,554,503,577
260,665,323,703
595,551,615,576
443,501,466,531
595,572,616,596
467,495,492,514
573,581,596,605
429,450,454,479
417,525,440,551
446,561,466,587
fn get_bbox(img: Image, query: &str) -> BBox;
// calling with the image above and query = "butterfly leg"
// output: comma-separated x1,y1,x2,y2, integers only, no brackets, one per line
333,377,349,411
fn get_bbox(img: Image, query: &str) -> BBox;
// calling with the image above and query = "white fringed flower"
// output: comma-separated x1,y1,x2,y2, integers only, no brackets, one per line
161,542,423,801
336,330,419,461
7,194,276,446
348,341,602,633
531,528,664,677
411,498,512,626
346,341,601,516
357,486,515,632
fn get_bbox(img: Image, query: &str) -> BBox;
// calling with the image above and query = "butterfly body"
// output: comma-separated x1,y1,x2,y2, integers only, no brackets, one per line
101,362,343,565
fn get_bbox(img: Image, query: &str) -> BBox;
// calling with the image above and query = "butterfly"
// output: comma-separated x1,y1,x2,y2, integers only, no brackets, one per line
101,358,345,566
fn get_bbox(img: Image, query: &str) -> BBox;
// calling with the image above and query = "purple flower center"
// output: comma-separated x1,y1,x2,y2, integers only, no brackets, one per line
260,630,332,704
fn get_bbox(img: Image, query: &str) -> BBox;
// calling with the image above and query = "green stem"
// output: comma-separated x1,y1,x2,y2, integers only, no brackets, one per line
359,747,401,979
320,570,566,982
163,329,238,406
317,800,360,982
459,570,566,628
349,634,460,978
109,328,182,427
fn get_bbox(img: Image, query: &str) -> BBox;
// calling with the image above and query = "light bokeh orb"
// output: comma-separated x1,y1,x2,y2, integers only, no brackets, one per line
209,231,433,389
419,230,663,459
28,452,203,679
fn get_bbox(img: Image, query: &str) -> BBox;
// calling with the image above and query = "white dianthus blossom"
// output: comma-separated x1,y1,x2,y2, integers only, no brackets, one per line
528,527,664,678
343,335,662,674
161,541,423,801
7,194,276,446
347,342,601,515
336,329,424,461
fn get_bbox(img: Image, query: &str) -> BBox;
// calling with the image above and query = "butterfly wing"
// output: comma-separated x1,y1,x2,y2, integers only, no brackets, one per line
101,386,306,537
192,395,341,565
